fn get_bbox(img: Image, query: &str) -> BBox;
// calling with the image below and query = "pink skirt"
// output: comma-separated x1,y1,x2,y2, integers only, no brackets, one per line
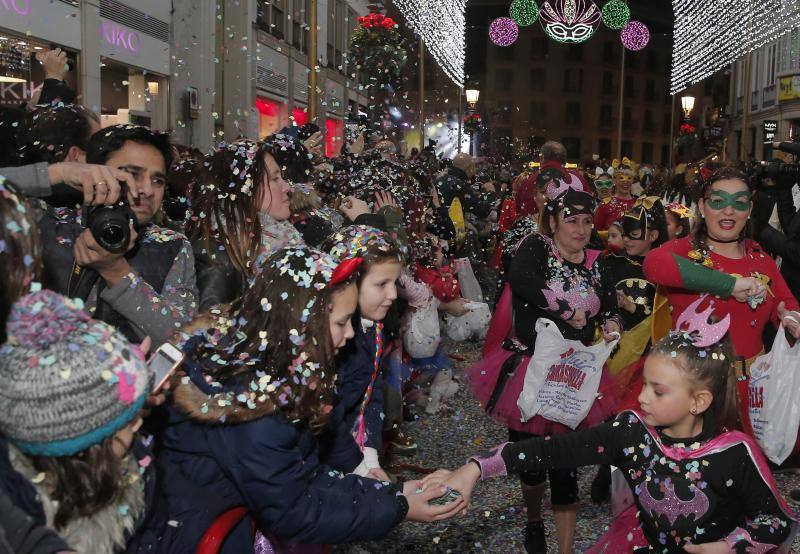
466,342,619,436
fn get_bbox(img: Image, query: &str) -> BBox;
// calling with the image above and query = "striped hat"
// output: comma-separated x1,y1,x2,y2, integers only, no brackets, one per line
0,290,152,456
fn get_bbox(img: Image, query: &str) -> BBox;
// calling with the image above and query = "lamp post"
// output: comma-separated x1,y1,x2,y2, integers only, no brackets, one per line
681,95,695,122
465,88,480,156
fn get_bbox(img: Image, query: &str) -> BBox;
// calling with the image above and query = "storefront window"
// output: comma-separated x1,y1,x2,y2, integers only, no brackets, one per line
325,117,342,157
0,34,79,107
99,58,167,130
256,97,288,138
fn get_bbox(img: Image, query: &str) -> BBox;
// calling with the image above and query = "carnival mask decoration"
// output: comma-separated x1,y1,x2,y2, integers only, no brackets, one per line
539,0,602,43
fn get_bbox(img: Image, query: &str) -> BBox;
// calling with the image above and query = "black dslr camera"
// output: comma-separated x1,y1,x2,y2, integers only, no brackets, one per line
84,183,137,253
753,141,800,189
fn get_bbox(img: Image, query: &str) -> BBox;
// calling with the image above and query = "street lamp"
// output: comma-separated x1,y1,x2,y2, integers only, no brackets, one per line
681,95,695,120
466,88,480,108
464,88,481,157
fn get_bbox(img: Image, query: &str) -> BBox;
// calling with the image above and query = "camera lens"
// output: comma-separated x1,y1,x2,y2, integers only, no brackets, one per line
100,223,126,251
87,205,131,253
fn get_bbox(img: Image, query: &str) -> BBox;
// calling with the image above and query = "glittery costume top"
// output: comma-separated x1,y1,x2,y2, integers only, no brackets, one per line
594,195,637,231
604,252,656,331
495,411,794,552
509,232,618,348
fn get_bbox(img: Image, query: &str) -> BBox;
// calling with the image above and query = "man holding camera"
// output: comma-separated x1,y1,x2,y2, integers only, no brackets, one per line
36,125,198,343
753,184,800,301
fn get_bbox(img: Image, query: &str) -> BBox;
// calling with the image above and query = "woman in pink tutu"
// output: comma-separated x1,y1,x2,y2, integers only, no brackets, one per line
468,179,622,553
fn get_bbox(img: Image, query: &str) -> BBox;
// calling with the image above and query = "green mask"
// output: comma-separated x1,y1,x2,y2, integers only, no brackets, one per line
705,189,752,212
595,179,613,190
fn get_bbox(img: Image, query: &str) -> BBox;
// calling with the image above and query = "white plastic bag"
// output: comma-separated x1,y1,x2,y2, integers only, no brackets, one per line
454,257,483,302
403,298,441,359
748,325,800,464
517,318,618,430
445,301,491,341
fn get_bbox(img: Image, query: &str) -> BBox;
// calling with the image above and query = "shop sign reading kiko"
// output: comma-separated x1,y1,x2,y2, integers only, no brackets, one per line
101,20,140,53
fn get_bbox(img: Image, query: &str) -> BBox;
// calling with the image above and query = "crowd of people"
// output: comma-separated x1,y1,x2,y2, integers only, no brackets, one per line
1,51,800,554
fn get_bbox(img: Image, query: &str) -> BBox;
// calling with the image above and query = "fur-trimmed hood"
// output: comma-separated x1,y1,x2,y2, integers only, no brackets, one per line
9,445,145,553
171,373,282,425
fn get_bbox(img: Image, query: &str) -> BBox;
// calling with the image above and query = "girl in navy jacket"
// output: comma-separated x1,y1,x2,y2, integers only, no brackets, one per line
157,246,462,553
322,225,405,480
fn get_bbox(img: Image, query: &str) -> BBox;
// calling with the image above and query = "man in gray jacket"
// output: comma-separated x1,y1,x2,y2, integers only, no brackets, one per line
5,125,197,343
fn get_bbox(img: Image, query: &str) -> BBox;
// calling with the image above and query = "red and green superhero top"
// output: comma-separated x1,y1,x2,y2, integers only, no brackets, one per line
643,236,798,360
594,195,638,231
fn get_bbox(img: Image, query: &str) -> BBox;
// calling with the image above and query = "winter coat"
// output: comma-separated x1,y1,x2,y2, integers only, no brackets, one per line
333,313,386,451
192,213,305,311
0,434,165,554
156,366,405,553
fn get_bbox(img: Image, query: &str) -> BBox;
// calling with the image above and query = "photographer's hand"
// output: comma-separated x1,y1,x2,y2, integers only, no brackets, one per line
49,162,140,205
38,48,69,81
74,227,137,287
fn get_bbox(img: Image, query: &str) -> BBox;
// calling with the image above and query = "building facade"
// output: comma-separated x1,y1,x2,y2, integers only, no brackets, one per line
478,22,675,164
0,0,369,154
728,29,800,162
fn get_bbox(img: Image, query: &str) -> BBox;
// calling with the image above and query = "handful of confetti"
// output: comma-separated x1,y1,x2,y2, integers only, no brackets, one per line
747,290,766,310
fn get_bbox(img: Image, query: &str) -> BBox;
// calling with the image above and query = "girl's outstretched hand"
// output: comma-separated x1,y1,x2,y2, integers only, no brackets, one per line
402,481,466,522
683,540,730,553
437,462,482,509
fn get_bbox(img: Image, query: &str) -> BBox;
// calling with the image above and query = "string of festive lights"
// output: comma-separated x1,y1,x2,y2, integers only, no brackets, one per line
601,0,629,30
671,0,800,94
490,17,520,46
392,0,466,87
539,0,601,44
510,0,539,27
621,20,649,51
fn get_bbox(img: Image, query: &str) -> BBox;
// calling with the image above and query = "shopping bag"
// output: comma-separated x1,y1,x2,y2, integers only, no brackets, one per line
403,298,441,359
748,325,800,464
517,318,618,429
445,301,491,341
454,257,484,302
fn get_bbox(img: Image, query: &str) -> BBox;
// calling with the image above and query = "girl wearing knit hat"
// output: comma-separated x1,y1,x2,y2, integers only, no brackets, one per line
0,289,160,553
158,246,462,553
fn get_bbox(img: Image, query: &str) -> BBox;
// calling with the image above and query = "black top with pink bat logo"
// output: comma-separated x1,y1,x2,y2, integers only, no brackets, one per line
500,411,794,552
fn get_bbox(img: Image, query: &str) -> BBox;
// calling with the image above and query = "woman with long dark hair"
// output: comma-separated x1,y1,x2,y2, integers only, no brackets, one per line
186,134,312,310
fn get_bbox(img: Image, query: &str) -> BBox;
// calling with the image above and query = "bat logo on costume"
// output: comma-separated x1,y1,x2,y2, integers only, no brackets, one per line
638,481,709,526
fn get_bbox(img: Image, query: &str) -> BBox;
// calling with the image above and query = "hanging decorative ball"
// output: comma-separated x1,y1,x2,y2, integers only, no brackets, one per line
539,0,602,44
620,20,649,50
510,0,539,27
601,0,630,30
489,17,519,47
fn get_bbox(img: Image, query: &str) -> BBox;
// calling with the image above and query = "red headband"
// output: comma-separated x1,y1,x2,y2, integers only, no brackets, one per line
330,257,364,286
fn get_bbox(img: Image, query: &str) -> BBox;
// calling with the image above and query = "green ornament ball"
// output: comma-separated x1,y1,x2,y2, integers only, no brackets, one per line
602,0,630,30
510,0,539,27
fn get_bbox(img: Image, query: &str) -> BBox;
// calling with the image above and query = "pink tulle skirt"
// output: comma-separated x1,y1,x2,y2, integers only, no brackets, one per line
466,342,619,436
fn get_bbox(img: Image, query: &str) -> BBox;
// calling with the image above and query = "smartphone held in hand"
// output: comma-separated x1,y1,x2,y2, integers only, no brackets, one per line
148,343,184,392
